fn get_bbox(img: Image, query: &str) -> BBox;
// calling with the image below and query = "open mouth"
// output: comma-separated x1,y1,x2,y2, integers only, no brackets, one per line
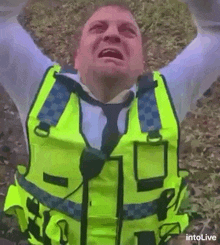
98,48,124,60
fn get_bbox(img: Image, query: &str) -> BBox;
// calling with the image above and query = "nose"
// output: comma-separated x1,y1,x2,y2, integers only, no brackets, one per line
104,35,120,43
103,25,121,43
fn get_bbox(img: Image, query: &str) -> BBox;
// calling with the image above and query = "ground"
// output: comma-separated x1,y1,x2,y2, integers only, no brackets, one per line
0,0,220,244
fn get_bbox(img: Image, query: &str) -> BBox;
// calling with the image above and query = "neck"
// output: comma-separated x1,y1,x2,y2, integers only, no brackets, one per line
80,74,134,103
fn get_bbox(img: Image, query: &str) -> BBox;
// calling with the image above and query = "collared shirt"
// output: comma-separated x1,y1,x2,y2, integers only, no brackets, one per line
56,71,136,150
65,71,137,104
1,0,220,153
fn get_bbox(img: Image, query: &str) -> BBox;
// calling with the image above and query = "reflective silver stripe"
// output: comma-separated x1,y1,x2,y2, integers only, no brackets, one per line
17,173,158,221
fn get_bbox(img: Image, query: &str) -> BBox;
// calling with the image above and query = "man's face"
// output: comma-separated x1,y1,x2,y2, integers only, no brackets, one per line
74,6,144,87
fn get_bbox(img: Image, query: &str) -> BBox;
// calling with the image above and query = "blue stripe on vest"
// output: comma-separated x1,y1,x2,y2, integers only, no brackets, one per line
38,79,71,126
123,200,158,220
36,71,161,133
17,173,82,221
138,89,162,132
138,74,162,132
17,173,158,221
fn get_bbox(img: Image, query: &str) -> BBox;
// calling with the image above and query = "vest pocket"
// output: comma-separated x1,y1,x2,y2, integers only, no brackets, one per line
4,183,42,244
5,176,46,244
134,141,168,192
4,184,28,232
44,211,69,245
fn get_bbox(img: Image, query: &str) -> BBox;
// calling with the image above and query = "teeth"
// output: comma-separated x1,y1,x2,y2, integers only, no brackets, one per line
103,49,117,53
101,49,119,55
99,48,123,59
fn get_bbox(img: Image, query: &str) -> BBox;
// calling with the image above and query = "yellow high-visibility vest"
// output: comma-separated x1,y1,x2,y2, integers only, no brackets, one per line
4,64,189,245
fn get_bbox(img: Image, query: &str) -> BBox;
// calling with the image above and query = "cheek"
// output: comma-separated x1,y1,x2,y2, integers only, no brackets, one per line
131,51,144,67
77,49,91,65
79,44,95,61
130,43,143,59
130,46,144,72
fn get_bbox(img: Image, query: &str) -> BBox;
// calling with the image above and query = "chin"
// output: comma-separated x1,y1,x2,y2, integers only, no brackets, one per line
94,65,128,79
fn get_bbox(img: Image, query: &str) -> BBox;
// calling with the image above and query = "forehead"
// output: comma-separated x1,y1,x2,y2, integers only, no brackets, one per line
84,6,140,32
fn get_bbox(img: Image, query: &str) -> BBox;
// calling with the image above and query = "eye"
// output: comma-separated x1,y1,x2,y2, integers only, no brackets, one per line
126,28,135,33
120,26,136,36
90,25,105,32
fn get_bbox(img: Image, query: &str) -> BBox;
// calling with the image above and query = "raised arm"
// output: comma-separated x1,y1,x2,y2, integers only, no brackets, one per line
0,0,54,117
0,0,28,22
160,0,220,123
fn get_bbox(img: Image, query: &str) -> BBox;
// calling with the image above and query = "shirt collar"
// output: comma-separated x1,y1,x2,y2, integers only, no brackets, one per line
61,71,137,104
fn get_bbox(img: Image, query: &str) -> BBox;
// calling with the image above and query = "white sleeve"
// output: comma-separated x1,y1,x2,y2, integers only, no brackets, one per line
0,19,55,116
0,1,29,23
0,19,55,149
0,0,55,156
0,18,54,121
160,0,220,123
160,33,220,123
178,0,220,33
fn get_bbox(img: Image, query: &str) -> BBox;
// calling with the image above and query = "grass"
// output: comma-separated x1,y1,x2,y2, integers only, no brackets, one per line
21,0,197,70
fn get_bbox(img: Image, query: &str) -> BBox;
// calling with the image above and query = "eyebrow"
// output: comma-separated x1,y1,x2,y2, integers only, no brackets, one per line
89,20,139,32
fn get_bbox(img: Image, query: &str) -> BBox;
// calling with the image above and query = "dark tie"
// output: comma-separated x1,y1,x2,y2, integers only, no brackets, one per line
101,103,125,157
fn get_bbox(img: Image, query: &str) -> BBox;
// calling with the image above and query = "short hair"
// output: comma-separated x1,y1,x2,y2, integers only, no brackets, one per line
72,0,147,68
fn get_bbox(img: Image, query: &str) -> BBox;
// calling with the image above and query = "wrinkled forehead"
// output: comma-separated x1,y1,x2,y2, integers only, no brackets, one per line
83,6,141,35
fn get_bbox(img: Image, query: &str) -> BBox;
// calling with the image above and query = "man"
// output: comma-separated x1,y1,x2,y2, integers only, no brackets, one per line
73,2,144,103
1,0,220,244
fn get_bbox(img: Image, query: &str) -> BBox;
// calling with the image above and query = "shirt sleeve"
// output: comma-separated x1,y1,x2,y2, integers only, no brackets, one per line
160,0,220,123
0,1,28,22
0,1,54,122
178,0,220,33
